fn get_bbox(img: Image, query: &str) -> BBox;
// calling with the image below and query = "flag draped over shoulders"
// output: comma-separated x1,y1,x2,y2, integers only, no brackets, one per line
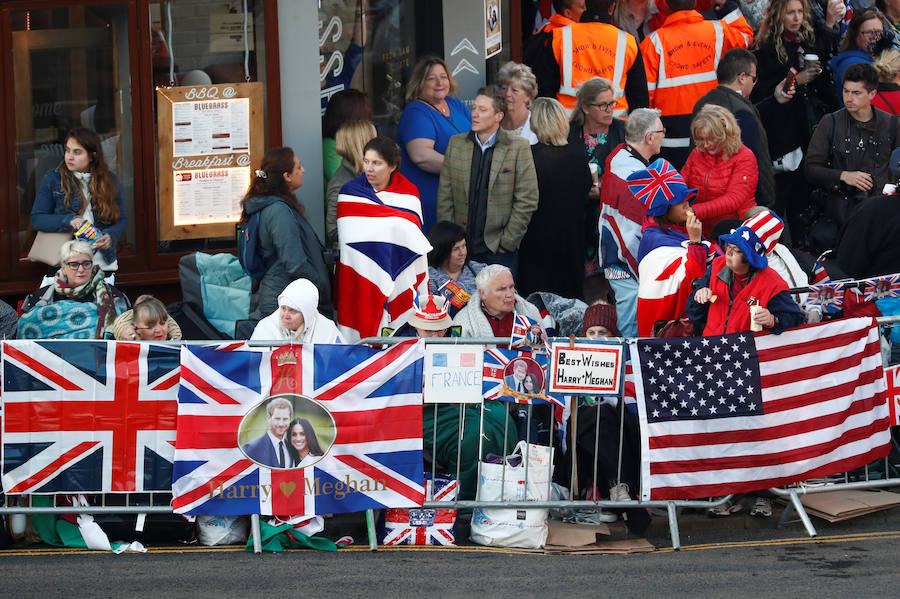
636,223,707,337
598,145,647,277
336,173,431,341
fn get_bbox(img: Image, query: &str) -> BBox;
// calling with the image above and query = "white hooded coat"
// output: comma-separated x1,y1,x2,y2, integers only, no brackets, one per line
250,278,343,344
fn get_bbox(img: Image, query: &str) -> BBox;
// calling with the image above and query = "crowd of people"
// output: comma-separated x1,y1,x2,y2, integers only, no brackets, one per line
8,0,900,540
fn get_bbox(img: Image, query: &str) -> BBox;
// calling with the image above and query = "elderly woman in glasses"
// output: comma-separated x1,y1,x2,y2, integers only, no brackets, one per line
568,77,627,279
19,239,130,339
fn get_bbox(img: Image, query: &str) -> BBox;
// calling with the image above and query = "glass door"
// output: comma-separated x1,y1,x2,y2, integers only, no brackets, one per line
11,4,135,269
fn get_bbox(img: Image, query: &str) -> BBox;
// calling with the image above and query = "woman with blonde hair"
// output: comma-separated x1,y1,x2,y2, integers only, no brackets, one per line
517,98,592,299
397,56,472,233
872,47,900,114
113,294,182,341
325,120,377,246
682,105,758,238
498,61,539,144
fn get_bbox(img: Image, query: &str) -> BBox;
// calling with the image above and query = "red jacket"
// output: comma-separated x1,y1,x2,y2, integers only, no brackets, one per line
682,144,758,238
703,257,788,335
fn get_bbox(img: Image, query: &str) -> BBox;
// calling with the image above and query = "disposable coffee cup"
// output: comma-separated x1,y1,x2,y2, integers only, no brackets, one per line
588,162,599,185
804,54,819,71
749,305,763,332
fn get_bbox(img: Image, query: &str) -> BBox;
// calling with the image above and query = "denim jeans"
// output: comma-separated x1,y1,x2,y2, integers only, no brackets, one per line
608,275,638,338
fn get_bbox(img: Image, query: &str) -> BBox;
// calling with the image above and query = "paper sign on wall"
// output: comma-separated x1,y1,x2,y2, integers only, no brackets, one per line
548,341,624,395
424,345,483,404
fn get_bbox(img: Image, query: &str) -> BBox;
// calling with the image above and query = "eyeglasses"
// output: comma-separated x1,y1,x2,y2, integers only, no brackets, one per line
743,71,758,83
65,260,93,271
651,129,666,135
725,245,744,256
859,29,884,39
589,101,617,111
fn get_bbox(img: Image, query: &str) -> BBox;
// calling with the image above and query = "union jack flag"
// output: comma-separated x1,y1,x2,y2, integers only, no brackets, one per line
335,173,431,341
482,347,563,408
509,312,549,353
811,259,831,285
1,341,180,494
380,474,458,546
171,340,426,516
863,275,900,302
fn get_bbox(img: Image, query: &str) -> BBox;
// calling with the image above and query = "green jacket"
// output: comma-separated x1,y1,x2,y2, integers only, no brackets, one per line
436,129,538,252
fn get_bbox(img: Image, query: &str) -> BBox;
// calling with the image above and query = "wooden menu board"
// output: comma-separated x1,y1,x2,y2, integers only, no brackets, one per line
157,82,263,240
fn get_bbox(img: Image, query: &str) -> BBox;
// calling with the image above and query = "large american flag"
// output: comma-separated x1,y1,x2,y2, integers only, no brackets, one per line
2,341,180,494
630,317,891,500
171,340,426,516
335,173,431,341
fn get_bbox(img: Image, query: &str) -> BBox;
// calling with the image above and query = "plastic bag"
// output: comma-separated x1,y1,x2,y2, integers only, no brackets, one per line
197,515,249,546
469,441,553,549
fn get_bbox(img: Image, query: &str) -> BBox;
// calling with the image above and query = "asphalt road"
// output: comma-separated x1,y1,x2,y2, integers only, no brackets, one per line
3,504,900,598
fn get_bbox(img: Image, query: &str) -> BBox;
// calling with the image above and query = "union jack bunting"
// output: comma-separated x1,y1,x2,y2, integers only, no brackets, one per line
380,474,458,546
2,341,180,494
863,275,900,302
806,282,845,313
171,340,426,516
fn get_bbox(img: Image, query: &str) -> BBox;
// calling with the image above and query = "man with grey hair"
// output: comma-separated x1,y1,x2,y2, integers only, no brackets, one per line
596,107,665,337
453,263,542,339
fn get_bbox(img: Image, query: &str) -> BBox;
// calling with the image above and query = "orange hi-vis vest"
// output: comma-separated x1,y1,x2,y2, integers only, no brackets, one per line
640,11,750,119
537,12,577,33
552,22,638,118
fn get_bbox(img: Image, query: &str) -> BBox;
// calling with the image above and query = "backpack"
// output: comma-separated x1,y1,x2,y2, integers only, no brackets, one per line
236,200,291,279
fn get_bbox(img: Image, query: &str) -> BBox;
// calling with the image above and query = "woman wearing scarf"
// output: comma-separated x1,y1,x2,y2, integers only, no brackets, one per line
19,240,129,339
335,136,431,341
31,127,127,276
630,159,710,337
251,278,343,343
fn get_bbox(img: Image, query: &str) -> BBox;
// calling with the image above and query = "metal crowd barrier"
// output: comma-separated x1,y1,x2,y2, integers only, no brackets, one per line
768,314,900,538
3,319,899,553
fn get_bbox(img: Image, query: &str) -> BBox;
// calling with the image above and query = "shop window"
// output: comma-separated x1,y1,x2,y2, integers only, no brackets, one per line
318,0,426,137
11,5,135,264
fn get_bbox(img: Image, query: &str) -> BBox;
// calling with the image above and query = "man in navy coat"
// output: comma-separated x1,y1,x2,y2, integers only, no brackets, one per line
242,397,293,468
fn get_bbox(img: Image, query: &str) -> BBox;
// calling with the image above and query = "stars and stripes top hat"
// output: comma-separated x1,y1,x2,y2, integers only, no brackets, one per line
719,225,768,270
742,209,784,254
406,294,452,331
625,158,698,216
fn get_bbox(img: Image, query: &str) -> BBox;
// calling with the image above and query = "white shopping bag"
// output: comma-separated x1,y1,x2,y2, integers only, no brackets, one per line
469,441,553,549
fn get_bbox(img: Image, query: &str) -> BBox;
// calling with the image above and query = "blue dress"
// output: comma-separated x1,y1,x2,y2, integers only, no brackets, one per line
398,96,471,234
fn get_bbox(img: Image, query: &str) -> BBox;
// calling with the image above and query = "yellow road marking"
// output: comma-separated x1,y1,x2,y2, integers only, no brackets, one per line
3,530,900,557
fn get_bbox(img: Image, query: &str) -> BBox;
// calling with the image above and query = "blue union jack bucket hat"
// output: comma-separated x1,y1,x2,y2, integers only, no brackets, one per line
626,158,697,216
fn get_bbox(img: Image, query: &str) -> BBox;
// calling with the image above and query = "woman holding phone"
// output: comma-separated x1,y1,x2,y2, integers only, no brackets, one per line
752,0,842,247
